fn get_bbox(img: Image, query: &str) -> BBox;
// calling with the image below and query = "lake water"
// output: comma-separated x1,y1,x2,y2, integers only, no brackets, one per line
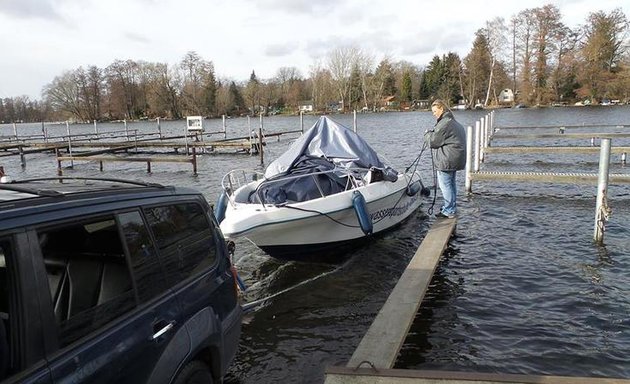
2,106,629,382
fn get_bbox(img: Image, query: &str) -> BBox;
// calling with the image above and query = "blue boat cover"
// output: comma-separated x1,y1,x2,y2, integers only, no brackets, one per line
251,116,397,204
265,116,393,178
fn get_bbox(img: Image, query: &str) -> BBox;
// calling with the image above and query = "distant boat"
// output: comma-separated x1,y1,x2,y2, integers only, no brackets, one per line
216,116,430,260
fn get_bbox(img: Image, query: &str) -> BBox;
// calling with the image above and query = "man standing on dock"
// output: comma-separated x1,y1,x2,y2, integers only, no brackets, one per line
424,99,466,219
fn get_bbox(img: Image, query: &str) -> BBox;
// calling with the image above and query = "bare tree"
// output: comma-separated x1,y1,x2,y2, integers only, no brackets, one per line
531,4,564,105
309,61,334,112
480,17,508,106
44,70,84,121
327,46,360,112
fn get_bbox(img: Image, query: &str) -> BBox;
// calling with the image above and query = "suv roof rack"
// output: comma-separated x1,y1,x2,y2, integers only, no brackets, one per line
2,177,164,188
0,177,165,198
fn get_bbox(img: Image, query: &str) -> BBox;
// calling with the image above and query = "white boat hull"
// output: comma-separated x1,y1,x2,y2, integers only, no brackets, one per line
219,172,423,250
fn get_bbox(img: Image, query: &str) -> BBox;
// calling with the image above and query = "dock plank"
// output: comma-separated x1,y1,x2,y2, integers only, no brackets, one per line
346,218,457,370
483,146,630,154
470,171,630,185
326,367,630,384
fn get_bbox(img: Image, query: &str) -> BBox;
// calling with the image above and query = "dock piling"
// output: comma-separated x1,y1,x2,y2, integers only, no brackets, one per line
474,121,481,172
259,113,264,165
222,115,227,139
465,126,473,193
594,138,612,244
65,121,74,168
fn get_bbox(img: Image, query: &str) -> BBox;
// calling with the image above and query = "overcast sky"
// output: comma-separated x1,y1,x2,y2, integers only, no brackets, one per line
1,0,628,100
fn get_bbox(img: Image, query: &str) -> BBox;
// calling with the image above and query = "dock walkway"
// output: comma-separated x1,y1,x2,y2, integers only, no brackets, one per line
325,217,630,384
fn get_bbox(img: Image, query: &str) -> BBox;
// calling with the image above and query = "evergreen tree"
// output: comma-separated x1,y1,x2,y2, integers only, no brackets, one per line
401,71,412,102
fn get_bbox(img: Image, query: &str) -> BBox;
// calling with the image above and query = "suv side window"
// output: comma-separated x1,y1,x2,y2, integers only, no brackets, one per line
144,203,217,288
38,217,136,347
117,211,166,302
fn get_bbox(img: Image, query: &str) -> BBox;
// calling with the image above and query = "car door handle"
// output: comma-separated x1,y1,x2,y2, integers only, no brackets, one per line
151,321,175,340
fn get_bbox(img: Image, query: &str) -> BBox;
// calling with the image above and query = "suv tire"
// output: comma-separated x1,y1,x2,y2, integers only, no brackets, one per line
174,360,214,384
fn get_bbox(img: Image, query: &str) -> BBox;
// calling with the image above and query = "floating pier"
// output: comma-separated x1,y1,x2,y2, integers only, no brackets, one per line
464,113,630,243
1,117,304,175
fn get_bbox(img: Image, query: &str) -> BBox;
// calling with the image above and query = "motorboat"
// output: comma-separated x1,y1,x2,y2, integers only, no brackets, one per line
216,116,429,259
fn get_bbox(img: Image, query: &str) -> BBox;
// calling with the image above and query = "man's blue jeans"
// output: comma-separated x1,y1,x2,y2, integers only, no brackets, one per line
437,170,457,215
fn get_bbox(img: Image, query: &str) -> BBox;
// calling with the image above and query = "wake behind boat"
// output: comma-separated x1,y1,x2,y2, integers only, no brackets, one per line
216,116,429,259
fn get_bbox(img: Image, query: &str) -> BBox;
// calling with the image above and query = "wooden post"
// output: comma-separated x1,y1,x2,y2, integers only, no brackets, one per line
353,110,357,133
192,147,198,175
474,120,481,172
66,121,74,168
594,138,611,244
147,161,151,173
99,161,103,171
300,111,304,134
19,145,26,167
56,148,63,176
259,113,264,165
465,126,473,193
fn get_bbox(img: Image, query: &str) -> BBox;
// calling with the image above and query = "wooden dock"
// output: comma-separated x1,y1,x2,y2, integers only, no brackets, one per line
325,217,630,384
346,218,457,369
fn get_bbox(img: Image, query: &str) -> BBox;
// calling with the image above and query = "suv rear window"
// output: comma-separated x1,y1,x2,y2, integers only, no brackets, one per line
144,203,217,288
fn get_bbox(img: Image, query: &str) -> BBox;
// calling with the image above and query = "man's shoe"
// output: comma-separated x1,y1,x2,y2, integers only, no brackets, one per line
435,211,455,219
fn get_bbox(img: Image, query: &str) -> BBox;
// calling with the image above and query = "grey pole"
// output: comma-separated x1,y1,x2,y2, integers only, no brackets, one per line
157,117,162,139
485,114,490,147
94,120,98,135
593,138,611,244
259,113,264,165
222,115,227,139
465,125,474,193
474,120,481,172
184,122,189,155
353,110,357,133
13,122,17,140
300,111,304,133
480,117,486,163
124,119,129,141
66,121,74,168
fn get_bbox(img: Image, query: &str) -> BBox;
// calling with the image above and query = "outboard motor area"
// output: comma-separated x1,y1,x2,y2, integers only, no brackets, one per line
352,190,373,235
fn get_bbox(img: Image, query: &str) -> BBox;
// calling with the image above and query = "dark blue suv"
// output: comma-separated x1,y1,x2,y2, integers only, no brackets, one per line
0,177,242,383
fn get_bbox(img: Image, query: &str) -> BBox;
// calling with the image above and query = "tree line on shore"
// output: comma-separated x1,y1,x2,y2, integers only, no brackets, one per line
1,3,628,124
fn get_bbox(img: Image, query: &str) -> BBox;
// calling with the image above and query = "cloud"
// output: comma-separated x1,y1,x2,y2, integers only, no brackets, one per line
246,0,339,15
123,31,151,44
265,42,299,57
0,0,62,20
